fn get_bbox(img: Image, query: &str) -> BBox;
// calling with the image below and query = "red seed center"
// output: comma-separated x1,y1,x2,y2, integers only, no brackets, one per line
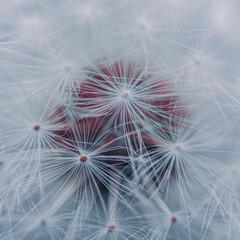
175,144,181,150
171,216,177,223
108,224,115,231
122,91,129,98
80,155,88,162
41,219,46,226
34,125,41,131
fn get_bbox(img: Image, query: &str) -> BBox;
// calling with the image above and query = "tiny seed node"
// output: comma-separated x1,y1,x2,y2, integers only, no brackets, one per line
122,91,129,98
80,155,88,162
171,216,177,223
108,224,115,231
41,219,46,226
175,144,181,150
34,125,41,131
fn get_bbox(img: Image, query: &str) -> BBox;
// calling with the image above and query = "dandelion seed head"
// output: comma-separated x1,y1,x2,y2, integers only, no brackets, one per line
80,155,88,163
167,142,184,154
212,2,232,32
136,17,151,33
19,14,48,42
174,143,181,151
79,4,93,17
33,124,41,131
62,64,72,73
121,90,131,99
108,224,115,231
171,215,177,223
0,1,238,239
40,218,47,226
